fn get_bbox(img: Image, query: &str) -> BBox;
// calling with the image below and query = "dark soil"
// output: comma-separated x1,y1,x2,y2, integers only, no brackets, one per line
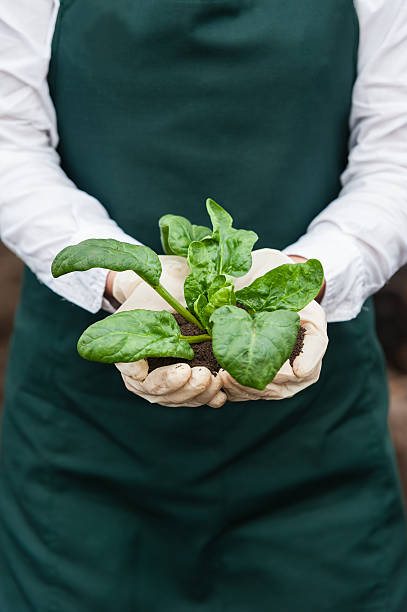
148,313,220,375
289,325,306,366
148,312,306,375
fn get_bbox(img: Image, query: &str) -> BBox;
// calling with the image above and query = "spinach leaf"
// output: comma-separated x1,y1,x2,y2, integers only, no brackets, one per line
208,282,236,309
77,309,194,363
211,305,300,390
52,239,162,286
193,293,212,331
185,200,257,284
206,198,258,277
184,273,207,315
187,237,219,279
193,277,236,331
207,274,231,299
184,273,230,311
184,273,236,331
235,259,324,313
159,214,212,257
200,286,236,332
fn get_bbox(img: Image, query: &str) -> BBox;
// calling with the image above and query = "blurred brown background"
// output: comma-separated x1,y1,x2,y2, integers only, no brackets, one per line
1,241,406,405
0,243,23,402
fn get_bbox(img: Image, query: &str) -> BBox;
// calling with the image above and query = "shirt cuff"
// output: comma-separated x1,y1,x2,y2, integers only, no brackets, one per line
101,296,116,313
283,222,367,323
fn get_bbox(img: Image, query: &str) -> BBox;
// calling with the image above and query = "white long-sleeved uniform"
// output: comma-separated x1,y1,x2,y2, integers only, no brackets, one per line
0,0,406,321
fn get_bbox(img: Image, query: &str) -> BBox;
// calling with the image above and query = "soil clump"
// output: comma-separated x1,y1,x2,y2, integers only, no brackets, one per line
148,312,305,376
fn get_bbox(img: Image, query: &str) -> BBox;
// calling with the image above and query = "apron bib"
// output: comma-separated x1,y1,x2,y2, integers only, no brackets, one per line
1,1,407,610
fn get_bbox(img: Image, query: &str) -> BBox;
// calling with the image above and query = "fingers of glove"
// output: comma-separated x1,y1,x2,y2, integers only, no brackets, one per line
226,383,282,401
223,374,314,402
264,360,320,395
122,373,149,398
159,367,213,404
113,270,144,304
292,328,328,378
272,360,297,384
221,360,321,402
151,387,227,408
181,374,223,407
222,385,264,402
130,363,193,395
278,361,322,398
290,300,328,378
120,362,221,407
207,390,228,409
131,367,214,407
223,388,258,402
220,366,287,397
115,359,149,381
118,360,202,397
220,371,268,401
121,375,172,405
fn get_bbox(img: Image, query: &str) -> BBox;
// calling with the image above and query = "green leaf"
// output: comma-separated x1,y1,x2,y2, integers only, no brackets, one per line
206,199,234,238
207,274,229,299
211,305,300,390
159,214,212,257
52,239,162,286
206,198,258,277
235,259,324,313
185,200,257,280
193,294,211,331
209,283,236,309
183,273,207,315
184,273,236,331
77,309,194,363
187,237,219,278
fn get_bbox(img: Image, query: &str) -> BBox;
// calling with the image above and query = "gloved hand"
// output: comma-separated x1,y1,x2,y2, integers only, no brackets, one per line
222,248,328,401
112,256,227,408
112,249,328,406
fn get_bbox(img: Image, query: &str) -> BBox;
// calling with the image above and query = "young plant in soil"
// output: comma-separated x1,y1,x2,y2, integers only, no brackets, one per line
51,199,324,390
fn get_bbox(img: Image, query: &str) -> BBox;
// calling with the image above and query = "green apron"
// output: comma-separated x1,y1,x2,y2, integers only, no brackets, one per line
1,0,407,610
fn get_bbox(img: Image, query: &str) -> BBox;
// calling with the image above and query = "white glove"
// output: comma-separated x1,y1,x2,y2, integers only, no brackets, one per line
222,248,328,401
113,256,227,408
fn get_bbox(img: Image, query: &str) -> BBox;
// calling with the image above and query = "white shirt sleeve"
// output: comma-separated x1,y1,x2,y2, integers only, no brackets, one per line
0,0,139,313
284,0,407,322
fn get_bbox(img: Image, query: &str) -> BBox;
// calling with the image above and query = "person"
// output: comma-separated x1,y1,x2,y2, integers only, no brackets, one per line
1,0,407,610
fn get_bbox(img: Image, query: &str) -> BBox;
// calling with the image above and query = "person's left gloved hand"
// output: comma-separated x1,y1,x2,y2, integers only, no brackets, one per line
220,248,328,401
219,299,327,401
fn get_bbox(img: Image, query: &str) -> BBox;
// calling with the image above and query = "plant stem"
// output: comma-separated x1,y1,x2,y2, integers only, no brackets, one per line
180,334,212,344
152,284,205,331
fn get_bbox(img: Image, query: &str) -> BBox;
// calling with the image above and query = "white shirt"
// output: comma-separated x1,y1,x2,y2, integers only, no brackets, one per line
1,0,406,322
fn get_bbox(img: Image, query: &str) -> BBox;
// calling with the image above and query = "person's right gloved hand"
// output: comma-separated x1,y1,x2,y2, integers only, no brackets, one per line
111,256,227,408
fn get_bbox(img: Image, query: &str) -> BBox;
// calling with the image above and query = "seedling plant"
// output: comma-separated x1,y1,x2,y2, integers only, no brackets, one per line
52,199,324,390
